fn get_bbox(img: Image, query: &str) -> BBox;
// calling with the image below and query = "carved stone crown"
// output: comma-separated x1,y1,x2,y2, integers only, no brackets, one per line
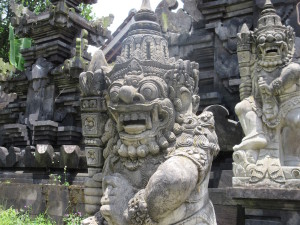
256,0,283,31
254,0,295,39
106,1,199,96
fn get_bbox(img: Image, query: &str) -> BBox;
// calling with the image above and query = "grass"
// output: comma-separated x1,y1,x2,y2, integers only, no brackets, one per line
0,205,85,225
0,206,54,225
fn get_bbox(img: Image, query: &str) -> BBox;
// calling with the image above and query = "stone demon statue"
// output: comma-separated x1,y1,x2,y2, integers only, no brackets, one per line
233,0,300,186
80,1,219,224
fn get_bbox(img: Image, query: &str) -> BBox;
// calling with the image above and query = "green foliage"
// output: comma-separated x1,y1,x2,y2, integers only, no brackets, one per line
161,13,168,32
63,212,84,225
18,0,51,14
100,14,114,29
0,58,15,80
63,166,70,187
0,205,85,225
0,206,56,225
0,0,11,62
49,166,70,186
78,3,96,21
9,23,32,71
0,0,95,62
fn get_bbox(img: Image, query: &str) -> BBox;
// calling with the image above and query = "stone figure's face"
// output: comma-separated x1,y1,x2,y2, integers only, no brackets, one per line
256,28,294,69
106,69,175,169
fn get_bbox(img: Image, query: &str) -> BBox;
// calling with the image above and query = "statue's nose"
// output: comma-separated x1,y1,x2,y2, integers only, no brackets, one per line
266,34,275,43
119,86,145,104
119,86,136,104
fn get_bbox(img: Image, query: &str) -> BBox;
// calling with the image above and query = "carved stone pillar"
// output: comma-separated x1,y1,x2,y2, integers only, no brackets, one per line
81,96,107,214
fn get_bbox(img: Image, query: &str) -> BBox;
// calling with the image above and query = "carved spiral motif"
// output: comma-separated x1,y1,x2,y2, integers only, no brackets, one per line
84,117,95,130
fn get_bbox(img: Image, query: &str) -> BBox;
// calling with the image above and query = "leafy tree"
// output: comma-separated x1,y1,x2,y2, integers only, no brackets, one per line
0,0,12,62
0,0,96,62
78,3,96,21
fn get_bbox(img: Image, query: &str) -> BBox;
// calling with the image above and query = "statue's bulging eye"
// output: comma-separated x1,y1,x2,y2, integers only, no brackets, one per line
275,33,283,42
140,83,158,100
258,35,266,44
110,86,120,103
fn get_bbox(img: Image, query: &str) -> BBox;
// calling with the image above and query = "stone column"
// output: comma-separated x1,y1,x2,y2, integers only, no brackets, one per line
81,96,107,215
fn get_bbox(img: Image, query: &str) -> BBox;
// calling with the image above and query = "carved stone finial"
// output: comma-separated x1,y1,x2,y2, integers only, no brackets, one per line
257,0,283,32
264,0,273,7
240,23,250,34
140,0,152,11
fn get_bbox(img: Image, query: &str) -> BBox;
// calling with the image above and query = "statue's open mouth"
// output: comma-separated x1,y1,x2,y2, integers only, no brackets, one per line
260,44,282,58
265,46,279,56
120,112,151,134
259,42,287,61
108,101,171,139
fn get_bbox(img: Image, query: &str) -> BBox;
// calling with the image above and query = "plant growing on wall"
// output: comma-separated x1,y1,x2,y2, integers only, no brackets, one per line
0,58,15,81
0,0,97,62
9,23,31,71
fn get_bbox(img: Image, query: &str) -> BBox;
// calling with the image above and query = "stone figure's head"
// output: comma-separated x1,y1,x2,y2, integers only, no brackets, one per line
254,0,295,70
103,5,200,170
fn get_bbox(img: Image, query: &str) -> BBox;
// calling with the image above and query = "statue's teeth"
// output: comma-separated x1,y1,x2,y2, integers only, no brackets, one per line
146,115,152,129
125,114,130,121
139,114,146,120
280,43,283,52
152,105,159,122
132,113,138,120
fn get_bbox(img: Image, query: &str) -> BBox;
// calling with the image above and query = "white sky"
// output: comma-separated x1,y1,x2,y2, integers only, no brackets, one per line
92,0,183,33
89,0,183,54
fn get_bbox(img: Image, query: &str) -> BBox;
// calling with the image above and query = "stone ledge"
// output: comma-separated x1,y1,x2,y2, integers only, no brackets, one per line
227,187,300,201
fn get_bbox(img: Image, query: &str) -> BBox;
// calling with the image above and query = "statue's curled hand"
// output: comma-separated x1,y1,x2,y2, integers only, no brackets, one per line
258,77,272,95
126,189,157,225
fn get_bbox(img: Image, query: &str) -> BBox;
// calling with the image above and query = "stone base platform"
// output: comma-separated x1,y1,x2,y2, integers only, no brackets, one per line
227,187,300,225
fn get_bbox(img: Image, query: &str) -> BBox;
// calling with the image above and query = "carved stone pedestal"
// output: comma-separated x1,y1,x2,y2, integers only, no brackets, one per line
228,188,300,225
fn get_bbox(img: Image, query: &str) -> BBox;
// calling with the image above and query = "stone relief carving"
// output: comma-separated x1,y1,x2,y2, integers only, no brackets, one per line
81,0,219,224
233,0,300,187
80,48,110,214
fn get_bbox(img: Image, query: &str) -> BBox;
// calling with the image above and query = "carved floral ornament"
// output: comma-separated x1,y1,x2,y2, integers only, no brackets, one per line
80,0,219,224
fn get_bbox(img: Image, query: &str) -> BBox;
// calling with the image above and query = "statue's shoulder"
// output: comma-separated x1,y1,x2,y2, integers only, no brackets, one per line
284,62,300,72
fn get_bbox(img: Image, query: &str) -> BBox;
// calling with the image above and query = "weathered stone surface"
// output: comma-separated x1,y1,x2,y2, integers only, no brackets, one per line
24,146,36,167
228,187,300,225
0,183,85,224
32,121,58,145
1,124,30,147
0,91,17,110
155,0,192,33
0,147,8,167
205,105,243,152
60,145,81,168
6,146,21,167
35,144,55,167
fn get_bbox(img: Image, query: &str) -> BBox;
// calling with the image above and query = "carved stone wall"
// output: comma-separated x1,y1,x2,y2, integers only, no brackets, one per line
0,0,110,174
